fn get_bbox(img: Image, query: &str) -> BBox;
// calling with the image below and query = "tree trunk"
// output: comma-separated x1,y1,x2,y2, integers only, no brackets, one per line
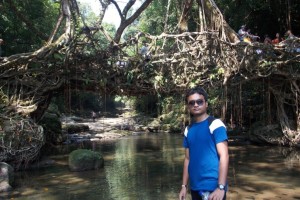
163,0,172,33
178,0,194,33
113,0,153,43
287,0,292,30
197,0,239,43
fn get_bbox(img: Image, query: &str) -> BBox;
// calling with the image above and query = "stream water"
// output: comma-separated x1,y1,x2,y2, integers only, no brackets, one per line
1,133,300,200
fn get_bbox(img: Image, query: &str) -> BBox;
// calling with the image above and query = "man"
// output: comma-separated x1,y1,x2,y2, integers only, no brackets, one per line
238,25,247,41
139,41,151,62
179,86,229,200
139,41,148,56
285,30,296,40
263,34,272,44
91,111,96,122
272,33,282,45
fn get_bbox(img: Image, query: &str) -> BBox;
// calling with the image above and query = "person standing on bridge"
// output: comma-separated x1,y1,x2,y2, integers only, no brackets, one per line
285,30,296,40
237,25,247,41
272,33,282,44
179,86,229,200
139,40,151,62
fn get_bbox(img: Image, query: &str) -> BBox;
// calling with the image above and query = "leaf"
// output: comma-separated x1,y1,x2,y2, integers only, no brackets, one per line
217,67,225,74
53,53,64,61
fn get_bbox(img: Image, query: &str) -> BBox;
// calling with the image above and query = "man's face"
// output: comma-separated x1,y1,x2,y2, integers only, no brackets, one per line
187,93,208,116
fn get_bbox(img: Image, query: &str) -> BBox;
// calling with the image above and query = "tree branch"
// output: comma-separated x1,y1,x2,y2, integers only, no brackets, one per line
109,0,125,21
113,0,153,43
122,0,136,19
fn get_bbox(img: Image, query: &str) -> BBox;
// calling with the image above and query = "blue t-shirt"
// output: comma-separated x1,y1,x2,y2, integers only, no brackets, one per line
183,117,227,191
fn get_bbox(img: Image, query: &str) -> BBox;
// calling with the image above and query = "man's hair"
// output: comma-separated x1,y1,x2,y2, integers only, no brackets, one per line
185,86,208,102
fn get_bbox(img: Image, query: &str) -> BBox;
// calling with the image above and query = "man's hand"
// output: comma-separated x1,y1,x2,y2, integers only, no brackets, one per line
208,188,225,200
179,186,187,200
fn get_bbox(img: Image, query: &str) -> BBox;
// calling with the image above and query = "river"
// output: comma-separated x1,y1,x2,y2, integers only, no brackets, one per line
2,133,300,200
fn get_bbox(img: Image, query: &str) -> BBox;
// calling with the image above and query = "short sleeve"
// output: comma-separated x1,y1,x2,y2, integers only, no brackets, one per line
183,135,189,148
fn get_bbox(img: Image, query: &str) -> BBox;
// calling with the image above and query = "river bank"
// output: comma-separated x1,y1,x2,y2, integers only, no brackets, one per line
60,111,163,143
60,113,249,146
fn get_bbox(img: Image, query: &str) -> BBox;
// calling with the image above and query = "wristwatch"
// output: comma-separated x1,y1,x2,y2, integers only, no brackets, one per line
218,184,225,190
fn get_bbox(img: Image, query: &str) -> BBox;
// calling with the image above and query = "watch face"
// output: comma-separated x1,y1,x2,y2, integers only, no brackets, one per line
219,184,225,190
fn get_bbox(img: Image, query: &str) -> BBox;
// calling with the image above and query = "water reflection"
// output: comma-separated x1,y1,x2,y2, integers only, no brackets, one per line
1,134,300,200
228,145,300,199
104,134,183,200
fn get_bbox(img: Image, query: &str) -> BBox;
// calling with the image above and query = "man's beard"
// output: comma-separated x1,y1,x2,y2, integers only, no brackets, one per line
190,110,206,117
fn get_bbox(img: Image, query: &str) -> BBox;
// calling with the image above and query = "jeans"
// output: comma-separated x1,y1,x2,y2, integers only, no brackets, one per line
191,190,226,200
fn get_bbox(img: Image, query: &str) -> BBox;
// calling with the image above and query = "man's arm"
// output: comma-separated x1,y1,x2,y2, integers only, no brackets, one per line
179,148,189,200
217,141,229,186
209,141,229,200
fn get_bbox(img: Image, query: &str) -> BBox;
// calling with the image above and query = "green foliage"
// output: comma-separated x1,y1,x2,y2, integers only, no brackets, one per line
78,1,98,24
218,67,225,74
259,60,274,68
39,111,62,144
123,25,139,41
127,70,134,84
79,23,116,54
114,95,132,108
137,0,178,34
153,74,164,88
96,23,116,49
122,24,140,56
69,149,102,161
132,95,160,117
158,95,186,133
0,89,8,105
53,53,64,61
72,92,102,111
0,0,60,56
68,149,104,171
52,91,102,113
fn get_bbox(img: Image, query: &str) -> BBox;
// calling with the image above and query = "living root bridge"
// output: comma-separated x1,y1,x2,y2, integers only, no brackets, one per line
0,32,300,169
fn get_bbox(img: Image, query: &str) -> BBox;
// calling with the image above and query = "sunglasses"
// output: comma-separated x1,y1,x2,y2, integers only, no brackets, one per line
188,99,205,107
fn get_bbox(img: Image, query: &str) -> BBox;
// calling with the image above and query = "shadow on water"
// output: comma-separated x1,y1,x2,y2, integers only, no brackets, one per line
1,134,300,200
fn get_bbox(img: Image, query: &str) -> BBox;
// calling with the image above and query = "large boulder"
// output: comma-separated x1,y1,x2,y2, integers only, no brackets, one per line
40,112,63,144
0,162,14,192
39,103,63,144
68,149,104,172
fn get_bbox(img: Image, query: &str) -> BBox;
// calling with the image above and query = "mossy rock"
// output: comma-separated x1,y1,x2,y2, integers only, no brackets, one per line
0,162,14,192
68,149,104,172
47,103,60,116
40,112,63,144
161,124,171,132
169,124,182,133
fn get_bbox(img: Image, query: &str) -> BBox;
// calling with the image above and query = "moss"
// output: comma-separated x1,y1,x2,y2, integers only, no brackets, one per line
68,149,104,171
39,112,62,144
